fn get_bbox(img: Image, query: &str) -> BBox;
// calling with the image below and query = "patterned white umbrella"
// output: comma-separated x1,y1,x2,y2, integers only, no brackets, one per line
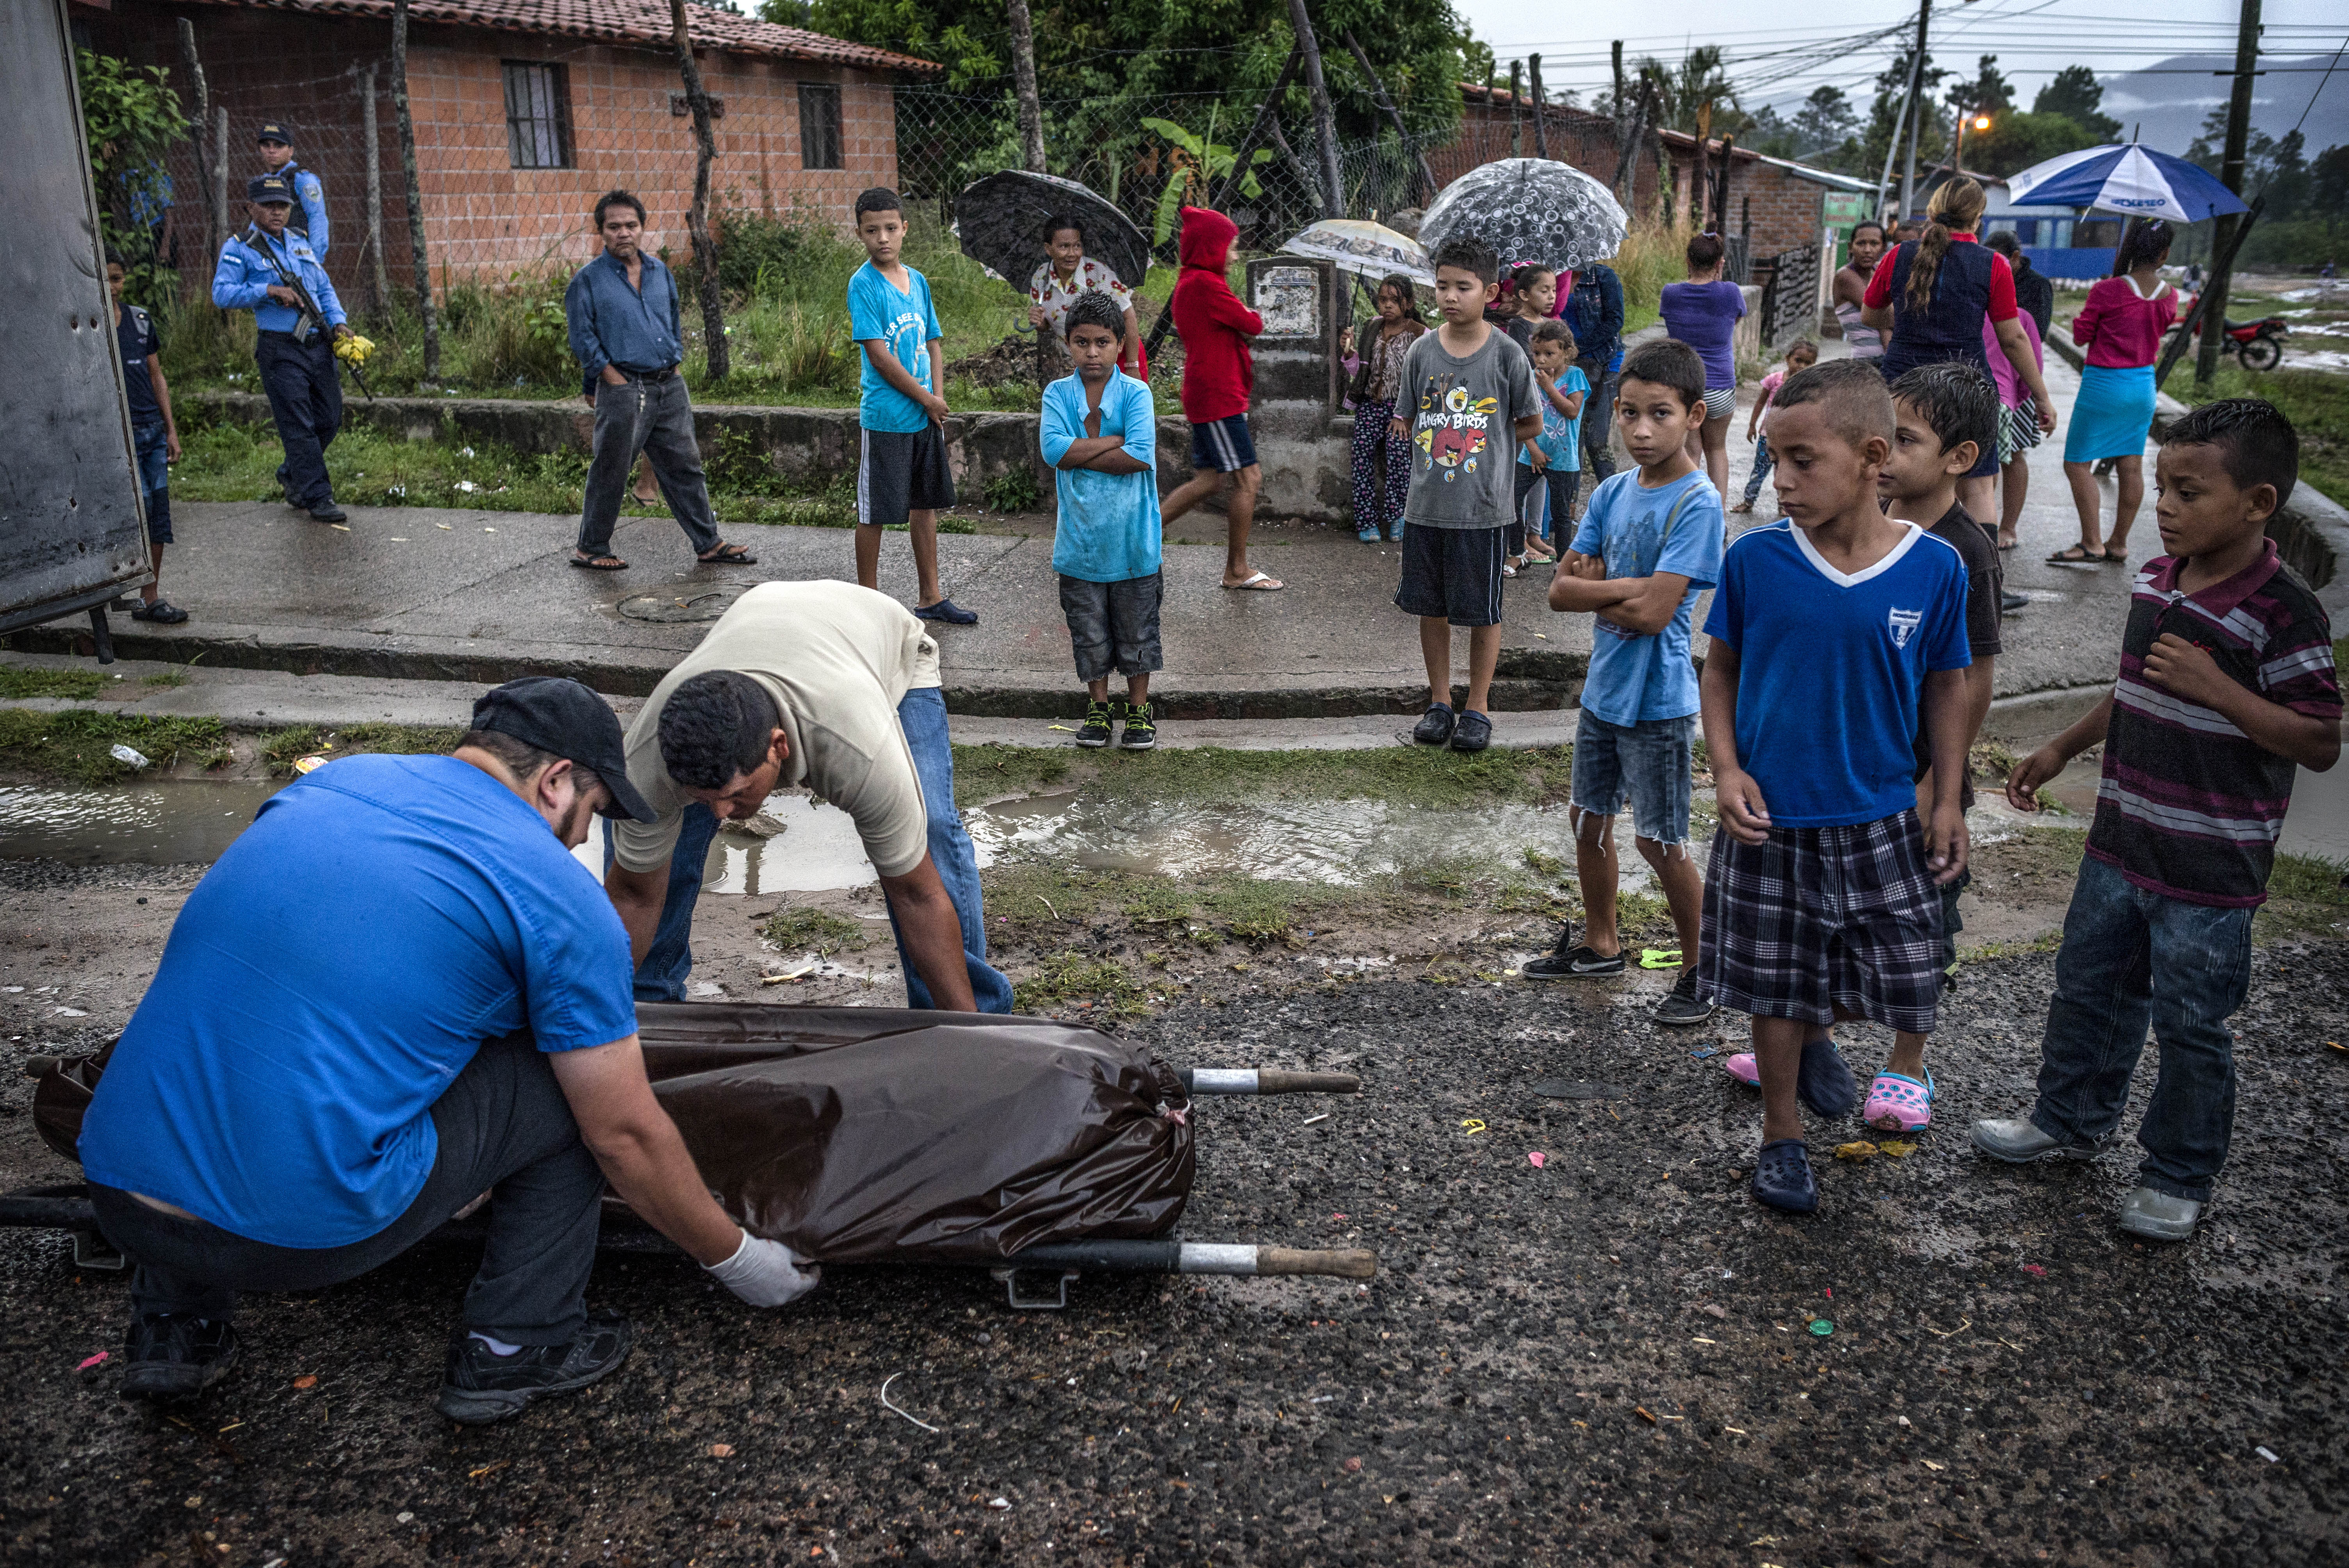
1419,158,1628,270
1279,219,1433,285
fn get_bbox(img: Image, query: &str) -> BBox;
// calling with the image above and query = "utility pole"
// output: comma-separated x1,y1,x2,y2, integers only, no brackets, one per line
1508,59,1523,158
2196,0,2262,389
1876,46,1923,219
1897,0,1931,223
390,0,439,380
1005,0,1047,175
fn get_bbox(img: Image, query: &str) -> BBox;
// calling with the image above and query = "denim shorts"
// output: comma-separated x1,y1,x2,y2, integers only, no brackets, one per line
1569,709,1695,844
133,421,173,544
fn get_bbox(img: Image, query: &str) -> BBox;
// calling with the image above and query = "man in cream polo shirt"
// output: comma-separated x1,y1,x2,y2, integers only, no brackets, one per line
603,579,1011,1011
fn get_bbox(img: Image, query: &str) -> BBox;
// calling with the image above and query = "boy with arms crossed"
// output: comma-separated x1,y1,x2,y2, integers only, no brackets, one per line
1392,237,1543,754
1698,360,1975,1214
1531,339,1721,1029
1976,400,2338,1241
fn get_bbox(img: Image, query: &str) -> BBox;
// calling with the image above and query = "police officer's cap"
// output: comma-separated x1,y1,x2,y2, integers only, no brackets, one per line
247,173,295,204
255,122,293,146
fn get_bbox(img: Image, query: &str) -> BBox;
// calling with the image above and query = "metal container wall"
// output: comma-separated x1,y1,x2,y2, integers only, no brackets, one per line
0,0,152,635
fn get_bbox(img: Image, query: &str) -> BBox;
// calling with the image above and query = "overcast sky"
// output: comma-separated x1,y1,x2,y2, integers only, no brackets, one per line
1447,0,2347,131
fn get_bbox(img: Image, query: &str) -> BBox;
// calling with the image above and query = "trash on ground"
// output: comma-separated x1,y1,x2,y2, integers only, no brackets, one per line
987,1497,1012,1511
76,1351,107,1371
292,1375,318,1388
1342,1456,1362,1472
880,1373,943,1434
1690,1048,1717,1059
2257,1446,2281,1463
108,744,150,770
1878,1138,1919,1157
1634,1406,1657,1423
1301,1113,1331,1127
1459,1118,1486,1134
1923,1459,1946,1471
1835,1141,1879,1162
2021,1263,2047,1278
1898,1415,1912,1427
292,755,330,775
1809,1319,1834,1336
1527,1151,1545,1168
709,1443,735,1458
468,1459,510,1479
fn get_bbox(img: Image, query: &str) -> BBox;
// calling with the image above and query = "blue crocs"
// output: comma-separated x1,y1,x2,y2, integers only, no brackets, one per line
1797,1033,1860,1119
1752,1139,1818,1214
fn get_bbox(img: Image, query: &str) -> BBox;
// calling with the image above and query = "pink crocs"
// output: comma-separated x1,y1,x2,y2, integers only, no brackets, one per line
1864,1070,1936,1133
1723,1052,1760,1087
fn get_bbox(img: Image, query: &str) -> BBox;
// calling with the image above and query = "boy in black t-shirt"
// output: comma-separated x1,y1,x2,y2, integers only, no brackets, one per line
107,256,187,623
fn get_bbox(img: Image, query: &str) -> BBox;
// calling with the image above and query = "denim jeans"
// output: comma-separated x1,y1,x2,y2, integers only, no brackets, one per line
615,687,1013,1012
91,1033,603,1344
1581,369,1619,482
1743,433,1776,504
578,372,721,558
2028,854,2254,1201
132,421,174,544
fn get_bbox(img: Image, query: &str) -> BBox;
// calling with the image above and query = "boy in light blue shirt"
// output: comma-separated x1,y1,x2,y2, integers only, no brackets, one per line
1534,339,1723,1028
1511,319,1589,569
849,187,975,624
1041,293,1162,750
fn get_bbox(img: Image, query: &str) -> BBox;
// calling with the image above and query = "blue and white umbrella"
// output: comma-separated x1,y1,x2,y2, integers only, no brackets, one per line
2001,144,2249,224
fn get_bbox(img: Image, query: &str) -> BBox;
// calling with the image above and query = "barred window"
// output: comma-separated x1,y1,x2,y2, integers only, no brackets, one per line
503,62,572,170
799,82,842,170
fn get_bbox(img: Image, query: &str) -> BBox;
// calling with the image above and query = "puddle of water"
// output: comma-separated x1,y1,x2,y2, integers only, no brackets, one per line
0,782,284,865
964,790,1633,889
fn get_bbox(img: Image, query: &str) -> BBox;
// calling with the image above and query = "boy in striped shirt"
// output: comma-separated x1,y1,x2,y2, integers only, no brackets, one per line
1976,399,2340,1241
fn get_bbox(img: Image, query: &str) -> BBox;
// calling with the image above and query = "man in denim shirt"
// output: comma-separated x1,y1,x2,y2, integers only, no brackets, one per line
563,189,753,573
1564,262,1625,482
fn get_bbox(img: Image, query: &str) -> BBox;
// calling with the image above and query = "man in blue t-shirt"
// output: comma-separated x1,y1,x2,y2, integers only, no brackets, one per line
849,187,975,625
80,680,821,1423
1533,340,1722,1026
1692,360,1975,1217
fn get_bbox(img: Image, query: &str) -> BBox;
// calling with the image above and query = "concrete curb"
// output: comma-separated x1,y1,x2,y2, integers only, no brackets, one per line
2043,323,2349,612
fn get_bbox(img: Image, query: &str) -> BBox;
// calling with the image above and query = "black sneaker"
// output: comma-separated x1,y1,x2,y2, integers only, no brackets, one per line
2000,589,2029,613
1412,703,1456,745
1652,968,1715,1026
1118,702,1157,750
119,1313,241,1403
307,501,348,524
1449,709,1493,753
1521,941,1626,980
435,1311,634,1426
1075,698,1114,749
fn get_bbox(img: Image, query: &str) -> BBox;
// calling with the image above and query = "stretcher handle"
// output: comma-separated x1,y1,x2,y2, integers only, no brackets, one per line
1255,1247,1377,1279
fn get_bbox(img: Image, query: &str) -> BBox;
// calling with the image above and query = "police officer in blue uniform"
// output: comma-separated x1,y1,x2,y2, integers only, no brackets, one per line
254,121,328,257
214,173,353,524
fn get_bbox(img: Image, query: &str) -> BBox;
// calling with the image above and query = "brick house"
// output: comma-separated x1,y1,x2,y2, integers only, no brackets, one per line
70,0,939,304
1423,83,1670,221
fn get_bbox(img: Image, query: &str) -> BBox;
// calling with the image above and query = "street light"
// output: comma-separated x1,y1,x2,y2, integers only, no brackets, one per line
1953,109,1993,171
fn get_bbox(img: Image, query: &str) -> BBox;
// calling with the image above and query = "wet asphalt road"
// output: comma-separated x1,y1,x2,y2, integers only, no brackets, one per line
4,937,2346,1567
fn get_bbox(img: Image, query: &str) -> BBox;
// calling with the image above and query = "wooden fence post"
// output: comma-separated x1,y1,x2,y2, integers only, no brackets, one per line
360,64,390,316
389,0,440,378
668,0,729,380
175,19,216,271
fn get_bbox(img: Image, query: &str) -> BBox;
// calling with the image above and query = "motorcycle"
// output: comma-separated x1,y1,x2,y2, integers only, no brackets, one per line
2165,298,2289,372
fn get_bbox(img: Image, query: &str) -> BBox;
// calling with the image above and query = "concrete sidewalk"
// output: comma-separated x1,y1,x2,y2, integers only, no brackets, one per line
8,346,2144,719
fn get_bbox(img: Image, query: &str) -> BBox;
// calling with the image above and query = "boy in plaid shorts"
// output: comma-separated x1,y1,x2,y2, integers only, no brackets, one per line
1695,360,1977,1214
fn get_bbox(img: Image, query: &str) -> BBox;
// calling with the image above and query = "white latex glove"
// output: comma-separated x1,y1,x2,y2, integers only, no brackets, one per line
704,1230,821,1307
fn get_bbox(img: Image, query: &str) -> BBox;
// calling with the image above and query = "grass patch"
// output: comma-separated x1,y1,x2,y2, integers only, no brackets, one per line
140,668,191,689
951,742,1570,811
0,709,230,782
1955,931,2064,965
1011,950,1158,1018
2260,851,2349,940
0,667,106,700
258,722,464,777
759,908,868,956
2155,361,2349,511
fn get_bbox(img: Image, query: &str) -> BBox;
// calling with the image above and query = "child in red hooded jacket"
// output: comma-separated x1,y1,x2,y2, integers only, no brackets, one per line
1161,207,1283,591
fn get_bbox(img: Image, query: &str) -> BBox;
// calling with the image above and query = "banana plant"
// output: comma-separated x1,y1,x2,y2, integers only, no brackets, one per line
1142,108,1273,244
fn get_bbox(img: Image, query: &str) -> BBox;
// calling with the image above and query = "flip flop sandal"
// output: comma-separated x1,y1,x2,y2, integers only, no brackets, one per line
1223,570,1285,591
697,543,757,565
569,554,629,571
2045,545,2106,565
1865,1070,1936,1133
1797,1034,1861,1119
1751,1139,1818,1214
1723,1051,1761,1087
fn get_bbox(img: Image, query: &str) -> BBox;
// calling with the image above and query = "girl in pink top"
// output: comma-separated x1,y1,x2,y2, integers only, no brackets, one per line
2053,220,2178,564
1980,287,2044,550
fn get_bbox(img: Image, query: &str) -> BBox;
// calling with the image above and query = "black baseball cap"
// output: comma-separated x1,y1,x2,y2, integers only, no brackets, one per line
255,122,293,146
470,677,657,821
247,173,294,204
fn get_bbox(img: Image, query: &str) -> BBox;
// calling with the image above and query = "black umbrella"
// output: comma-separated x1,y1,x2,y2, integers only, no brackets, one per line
954,171,1152,297
1418,157,1628,271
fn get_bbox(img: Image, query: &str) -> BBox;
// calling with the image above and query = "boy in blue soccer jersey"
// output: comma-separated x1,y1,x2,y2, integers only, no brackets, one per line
849,187,975,624
1695,359,1977,1215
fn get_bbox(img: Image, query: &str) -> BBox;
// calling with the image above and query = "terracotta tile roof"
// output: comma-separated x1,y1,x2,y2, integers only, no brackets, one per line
186,0,942,74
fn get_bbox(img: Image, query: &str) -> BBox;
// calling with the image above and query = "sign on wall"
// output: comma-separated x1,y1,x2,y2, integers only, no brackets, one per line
1253,265,1321,338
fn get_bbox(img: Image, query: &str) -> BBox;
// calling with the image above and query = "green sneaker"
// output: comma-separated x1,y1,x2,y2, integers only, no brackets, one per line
1117,701,1157,750
1076,698,1114,749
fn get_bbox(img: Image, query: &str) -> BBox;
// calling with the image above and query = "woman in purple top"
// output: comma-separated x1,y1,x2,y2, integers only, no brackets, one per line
1658,232,1746,499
